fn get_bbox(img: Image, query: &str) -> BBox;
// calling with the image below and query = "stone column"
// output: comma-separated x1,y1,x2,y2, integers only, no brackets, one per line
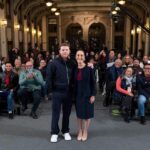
37,26,41,48
137,28,142,57
109,19,114,49
58,15,62,45
23,19,28,52
42,16,47,51
145,34,150,55
145,17,150,55
132,25,136,56
0,8,7,57
31,23,35,48
125,17,131,52
138,30,142,49
83,24,89,42
14,15,19,48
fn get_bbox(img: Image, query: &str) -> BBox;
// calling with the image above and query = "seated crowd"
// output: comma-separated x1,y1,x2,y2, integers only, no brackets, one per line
0,48,150,126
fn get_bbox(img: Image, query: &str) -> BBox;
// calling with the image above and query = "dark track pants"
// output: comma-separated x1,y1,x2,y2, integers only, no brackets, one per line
51,91,72,134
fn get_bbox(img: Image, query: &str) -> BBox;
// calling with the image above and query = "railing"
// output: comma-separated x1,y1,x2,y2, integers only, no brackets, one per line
118,4,150,35
111,2,150,36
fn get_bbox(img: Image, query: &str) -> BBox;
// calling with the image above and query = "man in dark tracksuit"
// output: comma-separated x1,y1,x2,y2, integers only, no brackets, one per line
46,43,75,143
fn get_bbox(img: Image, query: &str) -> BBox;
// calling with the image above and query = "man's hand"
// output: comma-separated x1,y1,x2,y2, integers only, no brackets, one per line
90,96,95,104
26,73,35,79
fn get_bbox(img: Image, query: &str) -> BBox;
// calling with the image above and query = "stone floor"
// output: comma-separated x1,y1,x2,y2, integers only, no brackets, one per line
0,94,150,150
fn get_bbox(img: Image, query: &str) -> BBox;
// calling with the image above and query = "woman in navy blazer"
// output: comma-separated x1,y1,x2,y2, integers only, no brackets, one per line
74,50,96,141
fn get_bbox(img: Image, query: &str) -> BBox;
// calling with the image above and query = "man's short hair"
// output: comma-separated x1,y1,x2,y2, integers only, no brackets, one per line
59,42,70,50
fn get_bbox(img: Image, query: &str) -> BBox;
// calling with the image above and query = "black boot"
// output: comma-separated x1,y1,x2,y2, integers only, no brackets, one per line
123,109,130,123
30,112,38,119
140,116,146,125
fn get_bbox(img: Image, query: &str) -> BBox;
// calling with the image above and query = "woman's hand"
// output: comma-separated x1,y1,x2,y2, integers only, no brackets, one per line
90,96,95,104
87,63,94,69
128,92,134,97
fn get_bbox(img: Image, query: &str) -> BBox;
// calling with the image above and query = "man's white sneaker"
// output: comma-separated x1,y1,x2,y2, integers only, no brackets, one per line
50,134,58,143
63,133,72,141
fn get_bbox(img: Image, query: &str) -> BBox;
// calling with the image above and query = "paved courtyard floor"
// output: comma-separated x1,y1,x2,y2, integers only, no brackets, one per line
0,94,150,150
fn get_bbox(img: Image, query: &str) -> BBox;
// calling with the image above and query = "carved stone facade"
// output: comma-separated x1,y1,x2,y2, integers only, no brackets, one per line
61,11,113,49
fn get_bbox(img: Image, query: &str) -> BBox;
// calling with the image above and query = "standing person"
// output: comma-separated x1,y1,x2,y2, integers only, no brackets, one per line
132,58,143,75
140,55,149,68
46,43,75,143
38,59,48,100
13,59,22,75
9,48,20,66
74,50,96,141
122,55,133,70
98,50,107,93
106,50,116,68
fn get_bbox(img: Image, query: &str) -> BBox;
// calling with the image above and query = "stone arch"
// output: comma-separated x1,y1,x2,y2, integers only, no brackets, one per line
65,23,84,54
88,22,106,52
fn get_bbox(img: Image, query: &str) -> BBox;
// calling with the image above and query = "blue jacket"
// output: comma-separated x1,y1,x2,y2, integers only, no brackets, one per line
46,56,75,93
136,74,150,99
74,66,96,98
106,65,123,85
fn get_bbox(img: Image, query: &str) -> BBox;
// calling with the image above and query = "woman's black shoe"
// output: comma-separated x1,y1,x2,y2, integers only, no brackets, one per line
123,110,130,123
140,116,146,125
30,112,38,119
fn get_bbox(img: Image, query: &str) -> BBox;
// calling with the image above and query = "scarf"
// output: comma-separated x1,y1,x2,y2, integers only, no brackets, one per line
124,76,133,88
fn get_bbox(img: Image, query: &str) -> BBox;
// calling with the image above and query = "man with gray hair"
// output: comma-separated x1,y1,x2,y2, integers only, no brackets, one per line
103,59,123,106
18,61,44,119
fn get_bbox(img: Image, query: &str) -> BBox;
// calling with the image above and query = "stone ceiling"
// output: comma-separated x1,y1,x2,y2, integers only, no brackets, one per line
12,0,150,24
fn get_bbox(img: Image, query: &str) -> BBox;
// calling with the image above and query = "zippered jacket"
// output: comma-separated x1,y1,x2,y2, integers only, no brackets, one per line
46,56,75,93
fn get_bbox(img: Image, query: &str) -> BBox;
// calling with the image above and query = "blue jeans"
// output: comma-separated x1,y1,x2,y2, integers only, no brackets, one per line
0,91,14,113
138,95,147,117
